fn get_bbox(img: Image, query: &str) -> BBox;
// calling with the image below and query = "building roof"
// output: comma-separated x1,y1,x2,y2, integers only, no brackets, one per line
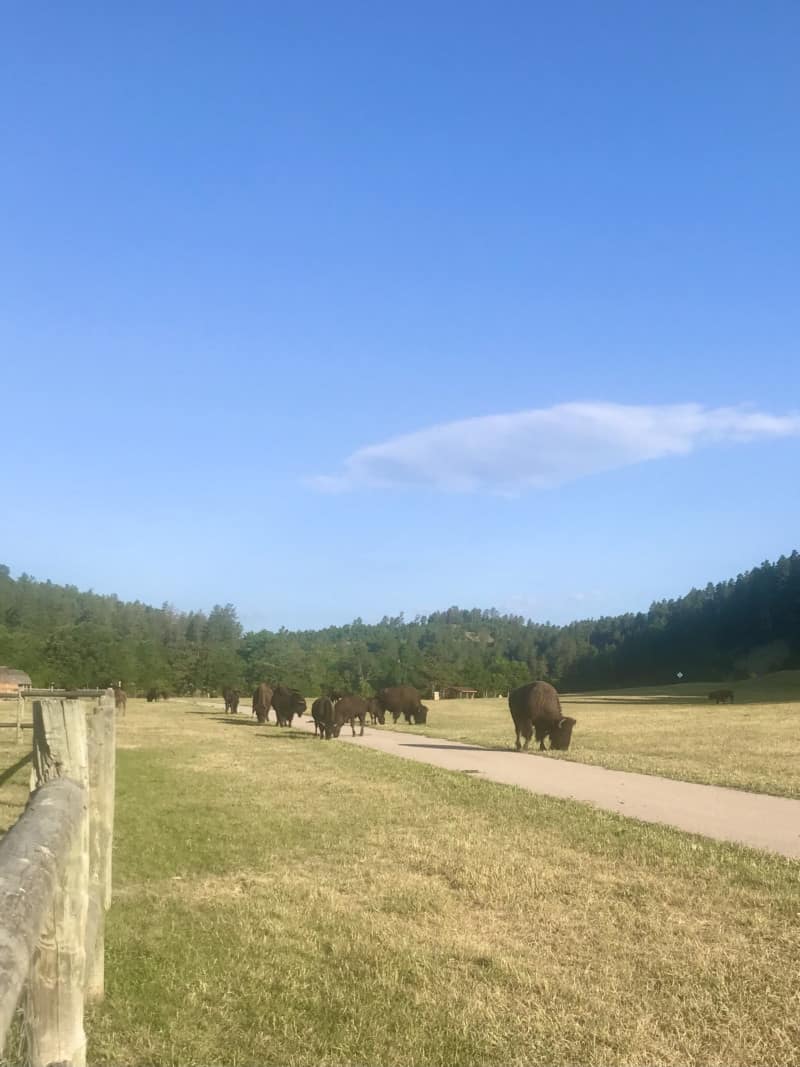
0,666,33,689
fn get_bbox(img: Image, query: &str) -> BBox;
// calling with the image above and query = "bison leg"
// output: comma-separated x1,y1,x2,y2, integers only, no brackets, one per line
351,718,357,737
359,715,365,737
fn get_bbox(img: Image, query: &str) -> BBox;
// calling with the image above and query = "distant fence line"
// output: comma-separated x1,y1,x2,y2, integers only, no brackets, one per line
0,690,108,745
0,689,116,1066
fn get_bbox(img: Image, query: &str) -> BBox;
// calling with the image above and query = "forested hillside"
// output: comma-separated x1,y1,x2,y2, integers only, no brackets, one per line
1,553,798,695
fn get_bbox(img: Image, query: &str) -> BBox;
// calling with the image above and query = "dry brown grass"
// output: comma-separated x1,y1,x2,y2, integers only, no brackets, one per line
95,702,800,1063
3,696,800,1066
405,686,800,797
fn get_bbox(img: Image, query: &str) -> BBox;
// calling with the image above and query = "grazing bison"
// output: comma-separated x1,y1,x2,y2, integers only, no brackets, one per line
508,681,576,752
366,697,385,725
113,687,127,716
708,689,735,704
312,696,335,739
334,694,369,737
272,685,307,727
252,683,273,724
377,685,429,725
223,688,240,714
146,688,159,703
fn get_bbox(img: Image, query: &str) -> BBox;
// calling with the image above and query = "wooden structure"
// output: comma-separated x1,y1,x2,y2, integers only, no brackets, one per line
0,689,116,1066
0,667,32,696
441,686,479,699
0,689,111,746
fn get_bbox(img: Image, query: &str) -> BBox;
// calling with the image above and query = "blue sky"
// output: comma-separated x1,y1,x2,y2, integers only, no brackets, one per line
2,2,799,631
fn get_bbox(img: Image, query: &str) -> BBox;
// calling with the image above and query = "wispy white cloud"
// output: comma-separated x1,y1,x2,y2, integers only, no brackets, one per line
311,402,800,495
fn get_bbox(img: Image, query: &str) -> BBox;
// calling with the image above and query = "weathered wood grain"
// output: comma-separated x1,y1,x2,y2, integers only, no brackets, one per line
0,780,84,1052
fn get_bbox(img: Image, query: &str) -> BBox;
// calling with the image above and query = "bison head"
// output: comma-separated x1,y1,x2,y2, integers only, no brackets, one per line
549,716,576,751
415,705,429,724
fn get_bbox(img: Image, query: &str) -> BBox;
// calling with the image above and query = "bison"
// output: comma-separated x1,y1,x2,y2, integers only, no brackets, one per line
376,685,429,725
708,689,734,704
508,681,576,752
113,687,127,716
312,696,335,739
272,685,306,727
223,688,240,714
333,694,369,737
366,697,385,725
252,683,273,724
146,687,159,703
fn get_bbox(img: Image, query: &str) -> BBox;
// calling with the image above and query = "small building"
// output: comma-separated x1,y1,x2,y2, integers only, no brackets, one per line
0,666,32,695
441,686,479,700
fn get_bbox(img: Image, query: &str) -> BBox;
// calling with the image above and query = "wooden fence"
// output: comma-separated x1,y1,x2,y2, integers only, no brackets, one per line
0,690,116,1067
0,691,30,746
0,690,113,746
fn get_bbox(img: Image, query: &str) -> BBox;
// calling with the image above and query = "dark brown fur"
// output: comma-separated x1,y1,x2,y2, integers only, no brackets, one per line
272,685,306,726
708,689,735,704
508,681,576,752
366,697,385,725
252,682,273,723
311,696,335,738
334,694,369,737
376,685,429,725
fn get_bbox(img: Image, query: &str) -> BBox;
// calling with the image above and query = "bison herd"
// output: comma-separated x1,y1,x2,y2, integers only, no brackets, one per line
220,680,579,753
219,683,430,740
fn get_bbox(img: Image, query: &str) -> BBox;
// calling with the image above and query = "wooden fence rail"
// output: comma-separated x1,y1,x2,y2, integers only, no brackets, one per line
0,690,116,1067
0,691,109,745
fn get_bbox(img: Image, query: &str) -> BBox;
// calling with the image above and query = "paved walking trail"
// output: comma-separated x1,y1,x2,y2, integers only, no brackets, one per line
298,719,800,858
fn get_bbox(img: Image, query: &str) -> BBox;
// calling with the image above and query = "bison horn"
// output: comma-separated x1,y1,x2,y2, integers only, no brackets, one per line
558,718,566,727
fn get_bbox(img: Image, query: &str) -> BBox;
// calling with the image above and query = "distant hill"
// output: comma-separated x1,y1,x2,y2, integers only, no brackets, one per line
0,551,798,696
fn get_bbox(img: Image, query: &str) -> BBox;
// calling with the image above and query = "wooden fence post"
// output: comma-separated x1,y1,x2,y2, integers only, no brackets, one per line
84,690,115,1002
16,691,23,745
26,697,90,1067
103,691,116,911
0,780,85,1055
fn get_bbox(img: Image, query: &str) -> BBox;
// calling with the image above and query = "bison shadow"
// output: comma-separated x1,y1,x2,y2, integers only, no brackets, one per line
255,730,316,742
208,716,262,726
0,751,32,788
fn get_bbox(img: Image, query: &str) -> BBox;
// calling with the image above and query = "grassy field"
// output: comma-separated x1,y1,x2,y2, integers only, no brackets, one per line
3,697,800,1066
398,671,800,799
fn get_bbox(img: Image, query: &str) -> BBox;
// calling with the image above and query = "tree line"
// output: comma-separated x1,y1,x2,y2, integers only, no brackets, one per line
1,551,798,696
